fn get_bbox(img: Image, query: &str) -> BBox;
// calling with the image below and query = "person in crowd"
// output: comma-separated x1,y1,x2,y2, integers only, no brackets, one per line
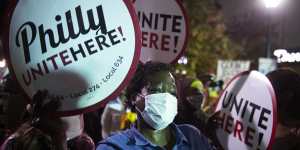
63,115,85,141
63,115,95,150
67,133,95,150
1,90,68,150
266,68,300,150
101,93,137,139
206,68,300,150
97,62,213,150
2,76,28,134
202,80,223,114
101,96,125,139
174,77,208,131
119,107,138,131
83,109,104,144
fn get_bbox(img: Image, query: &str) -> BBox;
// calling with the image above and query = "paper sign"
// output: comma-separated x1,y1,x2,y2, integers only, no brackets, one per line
258,58,277,75
215,71,277,150
133,0,188,64
8,0,141,115
216,60,250,84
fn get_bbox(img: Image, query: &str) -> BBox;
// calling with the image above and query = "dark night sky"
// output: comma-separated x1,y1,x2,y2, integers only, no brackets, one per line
219,0,300,49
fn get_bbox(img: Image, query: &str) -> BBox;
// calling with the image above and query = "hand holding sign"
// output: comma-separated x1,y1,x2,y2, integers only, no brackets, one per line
204,111,225,150
215,71,277,150
6,0,141,115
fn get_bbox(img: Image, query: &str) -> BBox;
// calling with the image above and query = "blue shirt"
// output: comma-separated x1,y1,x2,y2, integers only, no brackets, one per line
97,123,213,150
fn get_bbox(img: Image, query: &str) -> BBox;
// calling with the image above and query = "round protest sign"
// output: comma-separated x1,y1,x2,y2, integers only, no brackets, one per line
215,71,277,150
133,0,188,64
7,0,141,115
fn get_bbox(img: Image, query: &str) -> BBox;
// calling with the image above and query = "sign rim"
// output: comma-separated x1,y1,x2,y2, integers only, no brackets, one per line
4,0,141,116
137,0,189,64
171,0,189,64
215,70,277,150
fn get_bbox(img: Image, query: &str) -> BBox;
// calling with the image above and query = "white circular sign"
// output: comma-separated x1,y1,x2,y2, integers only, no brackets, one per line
215,71,277,150
133,0,188,64
9,0,141,115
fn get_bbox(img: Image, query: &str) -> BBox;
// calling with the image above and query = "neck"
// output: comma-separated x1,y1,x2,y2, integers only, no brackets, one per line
137,119,171,147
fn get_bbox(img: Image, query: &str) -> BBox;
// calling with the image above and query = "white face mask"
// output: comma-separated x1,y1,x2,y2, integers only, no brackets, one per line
137,93,178,130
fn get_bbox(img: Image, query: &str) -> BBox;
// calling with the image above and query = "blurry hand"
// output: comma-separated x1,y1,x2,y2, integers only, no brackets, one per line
204,111,224,150
31,90,67,150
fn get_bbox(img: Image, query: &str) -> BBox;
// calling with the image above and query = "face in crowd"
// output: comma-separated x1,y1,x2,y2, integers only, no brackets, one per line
127,62,178,130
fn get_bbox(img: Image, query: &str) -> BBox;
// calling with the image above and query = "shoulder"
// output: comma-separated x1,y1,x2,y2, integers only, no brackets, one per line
177,124,208,140
177,124,202,136
177,124,213,150
96,130,131,150
2,127,53,150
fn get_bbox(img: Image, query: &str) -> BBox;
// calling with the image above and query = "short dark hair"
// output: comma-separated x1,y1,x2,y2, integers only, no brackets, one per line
267,68,300,126
125,62,172,102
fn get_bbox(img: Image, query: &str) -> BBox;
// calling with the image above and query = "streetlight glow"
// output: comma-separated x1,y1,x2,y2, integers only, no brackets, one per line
178,56,188,65
263,0,283,8
0,60,6,68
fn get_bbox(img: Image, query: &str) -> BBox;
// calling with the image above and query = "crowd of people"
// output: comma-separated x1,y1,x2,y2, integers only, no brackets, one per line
0,61,298,150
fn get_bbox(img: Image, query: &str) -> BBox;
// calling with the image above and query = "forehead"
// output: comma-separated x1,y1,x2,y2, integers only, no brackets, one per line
142,70,176,96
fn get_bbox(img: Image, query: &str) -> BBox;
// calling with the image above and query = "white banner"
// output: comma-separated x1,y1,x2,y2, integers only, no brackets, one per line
217,60,250,84
258,58,277,75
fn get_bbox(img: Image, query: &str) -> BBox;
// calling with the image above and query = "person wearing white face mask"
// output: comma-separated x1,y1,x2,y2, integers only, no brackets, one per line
97,62,213,150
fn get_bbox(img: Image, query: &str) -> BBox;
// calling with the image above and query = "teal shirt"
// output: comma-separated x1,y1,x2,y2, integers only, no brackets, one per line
97,123,213,150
